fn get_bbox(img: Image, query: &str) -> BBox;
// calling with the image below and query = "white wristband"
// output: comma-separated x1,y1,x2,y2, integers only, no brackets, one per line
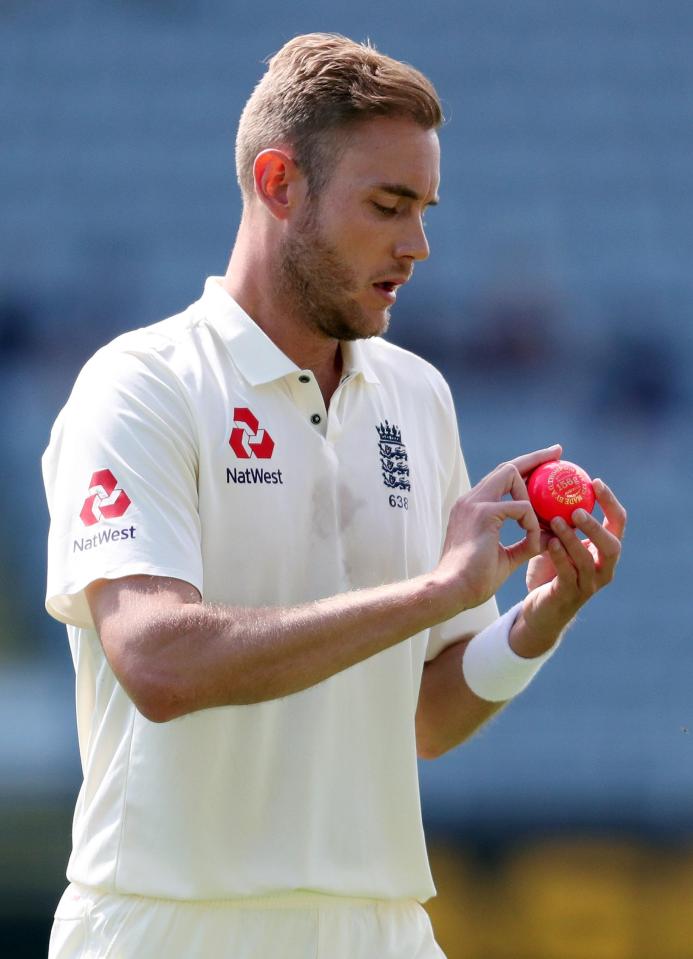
462,602,559,702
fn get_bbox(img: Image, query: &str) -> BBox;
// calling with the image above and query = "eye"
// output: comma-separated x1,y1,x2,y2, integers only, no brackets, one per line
372,201,398,217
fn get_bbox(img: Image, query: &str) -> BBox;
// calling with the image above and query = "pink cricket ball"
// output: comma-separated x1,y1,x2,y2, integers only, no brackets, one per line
527,459,596,529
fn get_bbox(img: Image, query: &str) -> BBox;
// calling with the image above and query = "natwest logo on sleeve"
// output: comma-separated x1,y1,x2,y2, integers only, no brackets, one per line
79,469,132,526
229,407,275,459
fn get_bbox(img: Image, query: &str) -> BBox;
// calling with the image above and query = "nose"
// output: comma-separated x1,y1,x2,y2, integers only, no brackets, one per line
393,214,430,263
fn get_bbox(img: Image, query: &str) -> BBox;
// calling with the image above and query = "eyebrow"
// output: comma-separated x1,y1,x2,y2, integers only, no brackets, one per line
375,183,440,207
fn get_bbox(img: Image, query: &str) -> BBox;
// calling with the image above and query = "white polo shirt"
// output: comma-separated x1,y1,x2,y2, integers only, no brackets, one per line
43,278,499,902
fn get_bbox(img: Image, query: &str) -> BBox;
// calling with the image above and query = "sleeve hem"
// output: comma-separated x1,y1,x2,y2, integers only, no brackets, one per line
46,564,204,630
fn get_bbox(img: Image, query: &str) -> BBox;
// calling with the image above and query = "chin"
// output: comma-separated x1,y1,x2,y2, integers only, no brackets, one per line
373,312,391,337
357,298,392,335
370,306,391,337
317,300,390,341
345,310,390,341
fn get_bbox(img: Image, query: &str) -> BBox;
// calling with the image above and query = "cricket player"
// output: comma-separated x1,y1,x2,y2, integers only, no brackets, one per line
42,33,625,958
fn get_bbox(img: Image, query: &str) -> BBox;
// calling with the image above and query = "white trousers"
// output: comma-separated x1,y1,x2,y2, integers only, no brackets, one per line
48,883,447,959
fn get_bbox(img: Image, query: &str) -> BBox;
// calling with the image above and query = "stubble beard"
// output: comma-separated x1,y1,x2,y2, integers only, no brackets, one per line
276,208,390,342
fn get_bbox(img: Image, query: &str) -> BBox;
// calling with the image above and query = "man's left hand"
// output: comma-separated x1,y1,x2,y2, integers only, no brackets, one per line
514,479,627,652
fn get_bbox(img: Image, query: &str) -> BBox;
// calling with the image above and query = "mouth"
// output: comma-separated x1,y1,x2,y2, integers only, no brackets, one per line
372,277,409,305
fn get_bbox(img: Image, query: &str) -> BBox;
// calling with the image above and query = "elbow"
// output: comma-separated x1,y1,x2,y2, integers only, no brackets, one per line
134,691,180,724
126,667,189,723
416,738,447,761
418,731,466,759
120,674,182,724
105,640,186,724
415,721,447,761
416,710,464,759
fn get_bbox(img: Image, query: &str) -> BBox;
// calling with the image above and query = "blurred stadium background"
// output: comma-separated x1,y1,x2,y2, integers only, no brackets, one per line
1,1,692,956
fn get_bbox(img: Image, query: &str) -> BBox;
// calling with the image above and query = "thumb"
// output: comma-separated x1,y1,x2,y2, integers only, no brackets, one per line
498,500,542,572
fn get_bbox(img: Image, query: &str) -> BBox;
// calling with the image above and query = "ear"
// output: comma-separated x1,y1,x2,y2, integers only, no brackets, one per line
252,148,304,221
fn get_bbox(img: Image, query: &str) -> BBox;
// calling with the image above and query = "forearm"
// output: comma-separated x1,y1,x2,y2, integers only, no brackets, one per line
106,573,457,721
416,638,505,758
416,604,564,759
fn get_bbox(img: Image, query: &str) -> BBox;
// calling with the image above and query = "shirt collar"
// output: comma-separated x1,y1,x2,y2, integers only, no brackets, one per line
339,339,380,385
201,277,380,386
201,278,298,386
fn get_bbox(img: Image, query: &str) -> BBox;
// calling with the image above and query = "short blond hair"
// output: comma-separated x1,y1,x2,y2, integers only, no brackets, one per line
235,33,444,201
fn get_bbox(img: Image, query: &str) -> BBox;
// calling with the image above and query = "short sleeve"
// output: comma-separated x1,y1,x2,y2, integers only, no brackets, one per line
42,345,202,628
425,393,500,660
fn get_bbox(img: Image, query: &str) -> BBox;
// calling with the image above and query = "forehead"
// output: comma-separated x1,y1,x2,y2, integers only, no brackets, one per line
330,117,441,200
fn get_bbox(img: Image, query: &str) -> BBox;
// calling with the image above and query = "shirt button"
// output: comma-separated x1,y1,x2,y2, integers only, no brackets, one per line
310,414,322,425
298,374,311,384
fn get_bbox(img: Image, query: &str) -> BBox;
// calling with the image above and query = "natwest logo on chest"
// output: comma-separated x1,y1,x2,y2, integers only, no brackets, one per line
229,407,275,459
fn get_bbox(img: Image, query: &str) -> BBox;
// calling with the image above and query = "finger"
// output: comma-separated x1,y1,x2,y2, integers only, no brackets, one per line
480,462,529,503
550,517,597,594
526,551,556,591
508,444,563,478
546,536,579,589
506,535,541,570
592,479,627,540
539,529,553,554
571,508,622,582
506,463,531,503
497,500,542,567
497,498,541,536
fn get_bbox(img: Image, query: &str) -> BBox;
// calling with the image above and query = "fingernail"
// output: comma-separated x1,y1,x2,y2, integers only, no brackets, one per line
573,509,586,523
552,517,567,531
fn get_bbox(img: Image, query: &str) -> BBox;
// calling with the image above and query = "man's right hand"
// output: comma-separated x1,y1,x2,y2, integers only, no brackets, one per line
434,445,563,612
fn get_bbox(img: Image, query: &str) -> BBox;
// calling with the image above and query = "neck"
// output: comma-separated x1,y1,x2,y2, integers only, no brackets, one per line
222,214,343,404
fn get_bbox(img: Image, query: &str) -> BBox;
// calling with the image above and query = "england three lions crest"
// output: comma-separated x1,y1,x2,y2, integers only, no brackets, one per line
376,420,411,491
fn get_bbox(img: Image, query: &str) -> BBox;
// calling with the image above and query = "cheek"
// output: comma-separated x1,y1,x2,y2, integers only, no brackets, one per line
342,223,386,271
315,206,389,283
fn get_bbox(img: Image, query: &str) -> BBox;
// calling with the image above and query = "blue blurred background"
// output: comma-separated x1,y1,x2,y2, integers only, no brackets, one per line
2,1,692,956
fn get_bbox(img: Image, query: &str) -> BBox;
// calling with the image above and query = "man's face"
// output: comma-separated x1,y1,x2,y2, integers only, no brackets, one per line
278,116,440,341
